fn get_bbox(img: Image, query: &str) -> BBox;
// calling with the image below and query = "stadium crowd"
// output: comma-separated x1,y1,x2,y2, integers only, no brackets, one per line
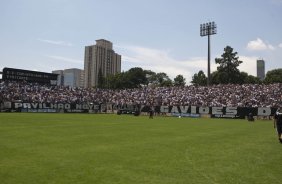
0,81,282,107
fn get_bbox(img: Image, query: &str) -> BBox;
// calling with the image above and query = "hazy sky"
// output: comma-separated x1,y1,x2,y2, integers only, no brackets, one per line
1,0,282,82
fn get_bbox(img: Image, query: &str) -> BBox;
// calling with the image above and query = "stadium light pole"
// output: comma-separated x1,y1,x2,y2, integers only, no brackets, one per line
200,21,217,86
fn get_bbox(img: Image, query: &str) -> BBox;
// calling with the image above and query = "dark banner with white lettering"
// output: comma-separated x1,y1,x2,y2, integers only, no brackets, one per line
3,67,58,85
1,102,278,118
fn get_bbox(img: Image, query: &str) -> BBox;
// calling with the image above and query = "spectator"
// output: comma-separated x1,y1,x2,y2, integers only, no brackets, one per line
1,81,282,107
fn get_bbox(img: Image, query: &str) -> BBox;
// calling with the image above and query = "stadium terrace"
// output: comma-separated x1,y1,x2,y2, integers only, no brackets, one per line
1,81,282,108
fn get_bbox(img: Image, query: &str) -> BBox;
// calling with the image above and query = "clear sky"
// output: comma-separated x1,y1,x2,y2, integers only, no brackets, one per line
1,0,282,83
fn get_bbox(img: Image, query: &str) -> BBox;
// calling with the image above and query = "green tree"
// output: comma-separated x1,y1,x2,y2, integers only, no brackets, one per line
191,70,207,86
239,72,261,84
106,67,148,89
106,68,174,89
246,75,261,84
264,68,282,84
142,70,173,87
156,72,173,87
97,67,104,88
106,73,119,89
161,79,173,87
210,71,220,85
127,67,147,88
215,46,243,84
174,75,186,86
144,70,157,86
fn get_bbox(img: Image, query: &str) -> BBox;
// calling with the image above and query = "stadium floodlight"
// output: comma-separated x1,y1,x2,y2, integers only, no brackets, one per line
200,21,217,86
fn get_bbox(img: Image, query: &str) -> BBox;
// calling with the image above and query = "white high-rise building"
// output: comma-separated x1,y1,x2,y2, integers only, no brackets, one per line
84,39,121,88
257,59,265,80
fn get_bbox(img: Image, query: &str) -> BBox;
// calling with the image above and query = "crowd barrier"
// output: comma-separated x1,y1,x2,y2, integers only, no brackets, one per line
0,101,278,119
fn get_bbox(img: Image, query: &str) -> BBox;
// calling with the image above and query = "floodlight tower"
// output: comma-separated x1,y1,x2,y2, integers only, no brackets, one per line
200,21,217,86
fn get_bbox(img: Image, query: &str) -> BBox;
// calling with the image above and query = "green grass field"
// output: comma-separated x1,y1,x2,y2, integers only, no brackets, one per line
0,113,281,184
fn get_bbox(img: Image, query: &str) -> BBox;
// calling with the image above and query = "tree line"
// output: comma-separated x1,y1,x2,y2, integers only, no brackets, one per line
98,46,282,89
191,46,282,85
98,67,186,89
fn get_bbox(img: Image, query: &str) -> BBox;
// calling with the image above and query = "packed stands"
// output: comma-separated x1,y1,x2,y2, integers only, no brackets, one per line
1,81,281,107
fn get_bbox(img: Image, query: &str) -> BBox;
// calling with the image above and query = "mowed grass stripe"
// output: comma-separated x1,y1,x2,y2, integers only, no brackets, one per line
0,113,281,184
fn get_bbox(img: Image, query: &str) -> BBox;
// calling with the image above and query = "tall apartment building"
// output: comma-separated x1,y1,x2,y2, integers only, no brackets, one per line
52,68,84,88
257,59,265,80
84,39,121,88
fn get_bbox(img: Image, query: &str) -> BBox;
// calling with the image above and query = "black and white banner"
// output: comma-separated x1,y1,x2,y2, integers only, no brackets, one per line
1,102,278,118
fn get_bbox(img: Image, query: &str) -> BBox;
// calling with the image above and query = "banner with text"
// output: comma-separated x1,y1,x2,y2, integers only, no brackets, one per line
1,102,278,118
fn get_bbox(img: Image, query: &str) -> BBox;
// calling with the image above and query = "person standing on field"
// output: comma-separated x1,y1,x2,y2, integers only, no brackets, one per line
274,108,282,143
149,106,154,119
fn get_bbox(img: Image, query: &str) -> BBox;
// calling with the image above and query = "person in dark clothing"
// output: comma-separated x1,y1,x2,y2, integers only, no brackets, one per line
248,113,254,121
149,106,154,119
274,108,282,143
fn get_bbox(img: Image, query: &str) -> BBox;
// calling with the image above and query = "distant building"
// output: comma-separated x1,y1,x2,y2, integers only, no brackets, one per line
84,39,121,88
257,59,265,80
52,68,84,88
52,70,64,86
